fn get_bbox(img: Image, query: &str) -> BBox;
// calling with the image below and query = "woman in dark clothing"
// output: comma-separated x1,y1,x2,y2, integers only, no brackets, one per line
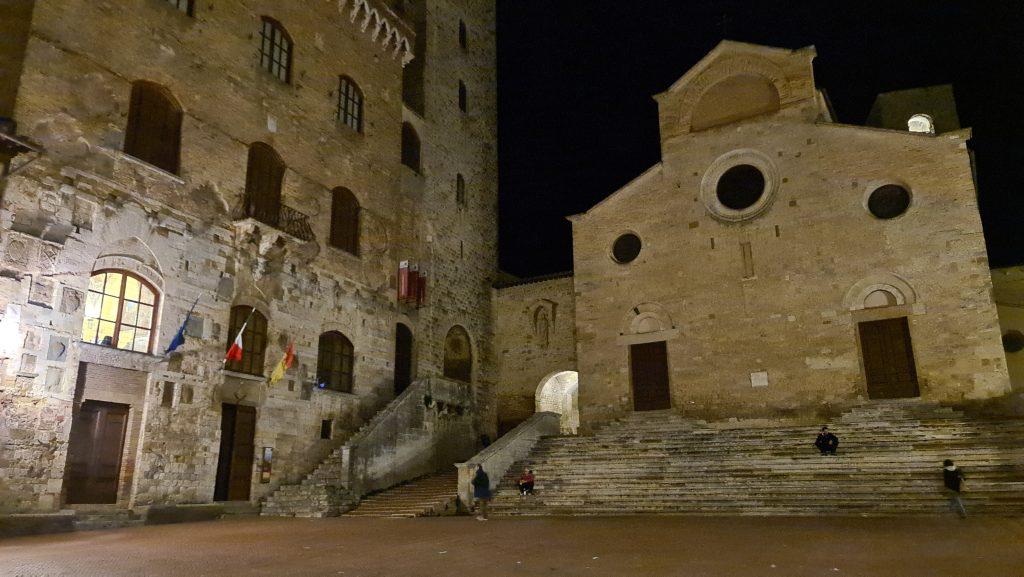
943,459,967,518
471,466,491,520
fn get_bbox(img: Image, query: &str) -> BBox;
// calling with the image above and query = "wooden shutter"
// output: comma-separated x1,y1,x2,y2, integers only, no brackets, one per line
124,82,182,174
330,187,360,255
244,144,284,226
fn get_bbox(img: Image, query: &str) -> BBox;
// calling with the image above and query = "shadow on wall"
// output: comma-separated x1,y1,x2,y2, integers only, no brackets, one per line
536,370,579,434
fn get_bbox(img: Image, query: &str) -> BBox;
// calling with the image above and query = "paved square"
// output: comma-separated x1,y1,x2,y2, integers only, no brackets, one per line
2,516,1023,577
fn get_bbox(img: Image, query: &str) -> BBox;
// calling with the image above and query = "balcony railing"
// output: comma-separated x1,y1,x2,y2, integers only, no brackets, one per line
232,201,315,242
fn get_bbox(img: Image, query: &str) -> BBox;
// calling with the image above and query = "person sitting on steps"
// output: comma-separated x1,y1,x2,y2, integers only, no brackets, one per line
815,426,839,455
518,469,535,496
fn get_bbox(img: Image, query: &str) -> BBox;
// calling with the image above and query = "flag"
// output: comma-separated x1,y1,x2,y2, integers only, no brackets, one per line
268,342,295,386
224,307,256,365
164,296,199,355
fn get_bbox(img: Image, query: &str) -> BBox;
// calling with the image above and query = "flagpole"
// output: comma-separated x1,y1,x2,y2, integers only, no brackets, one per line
223,305,258,368
163,295,202,358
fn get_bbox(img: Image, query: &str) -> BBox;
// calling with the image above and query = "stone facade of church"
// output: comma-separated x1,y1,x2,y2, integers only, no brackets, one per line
0,0,497,514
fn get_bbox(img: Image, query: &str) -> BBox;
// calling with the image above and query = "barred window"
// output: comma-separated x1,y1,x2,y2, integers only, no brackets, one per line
225,306,268,376
336,76,364,133
82,271,159,354
165,0,194,16
317,331,354,393
259,17,293,83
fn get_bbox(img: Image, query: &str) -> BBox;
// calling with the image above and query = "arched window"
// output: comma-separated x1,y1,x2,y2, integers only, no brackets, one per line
336,76,364,133
458,20,468,49
225,306,268,376
458,80,467,112
82,270,159,353
244,142,285,226
330,187,360,255
124,81,182,174
317,331,354,393
401,123,421,173
259,16,293,83
455,173,466,207
165,0,194,16
442,325,472,382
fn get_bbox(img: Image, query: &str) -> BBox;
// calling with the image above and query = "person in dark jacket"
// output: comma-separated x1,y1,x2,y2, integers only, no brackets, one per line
814,426,839,455
471,465,491,520
943,459,967,518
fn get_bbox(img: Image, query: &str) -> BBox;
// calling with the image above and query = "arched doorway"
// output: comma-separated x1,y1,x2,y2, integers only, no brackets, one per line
536,370,579,434
442,325,472,382
395,323,413,395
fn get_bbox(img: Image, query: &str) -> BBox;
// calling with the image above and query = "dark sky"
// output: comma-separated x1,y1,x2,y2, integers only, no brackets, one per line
495,0,1024,277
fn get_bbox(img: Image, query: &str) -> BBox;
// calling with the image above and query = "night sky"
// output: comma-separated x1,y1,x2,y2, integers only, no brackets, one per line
495,0,1024,277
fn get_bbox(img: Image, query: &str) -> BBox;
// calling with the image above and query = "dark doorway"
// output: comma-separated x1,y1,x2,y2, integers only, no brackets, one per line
64,400,130,504
214,404,256,501
395,323,413,395
629,341,672,411
858,317,920,399
442,325,472,382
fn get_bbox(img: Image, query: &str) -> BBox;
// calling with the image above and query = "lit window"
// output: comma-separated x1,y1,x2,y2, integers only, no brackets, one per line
259,17,293,84
82,271,158,354
336,76,364,133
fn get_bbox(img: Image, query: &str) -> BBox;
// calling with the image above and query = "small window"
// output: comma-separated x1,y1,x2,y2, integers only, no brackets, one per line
336,76,363,133
82,270,159,354
225,306,268,376
717,164,765,210
161,382,175,407
165,0,194,16
330,187,360,255
612,233,642,264
259,16,293,83
456,173,466,207
124,81,182,174
320,419,333,439
867,184,911,219
401,123,421,173
459,19,468,49
317,331,354,393
458,80,467,112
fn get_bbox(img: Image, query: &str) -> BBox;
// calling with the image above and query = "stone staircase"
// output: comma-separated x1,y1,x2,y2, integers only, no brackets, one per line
490,401,1024,516
345,470,459,518
260,443,357,518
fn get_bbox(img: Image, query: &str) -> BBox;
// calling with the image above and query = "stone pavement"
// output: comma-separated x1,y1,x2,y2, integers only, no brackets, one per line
2,515,1023,577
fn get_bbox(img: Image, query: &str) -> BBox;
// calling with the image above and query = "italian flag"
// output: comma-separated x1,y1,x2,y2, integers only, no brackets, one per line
268,342,295,385
225,308,256,364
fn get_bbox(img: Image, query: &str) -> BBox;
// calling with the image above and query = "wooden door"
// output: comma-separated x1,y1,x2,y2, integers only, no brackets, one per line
630,341,672,411
65,401,130,504
858,317,920,399
214,404,257,501
394,323,413,395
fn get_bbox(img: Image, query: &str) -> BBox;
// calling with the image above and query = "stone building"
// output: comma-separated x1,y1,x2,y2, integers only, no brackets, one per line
992,266,1024,390
494,41,1011,431
0,0,497,516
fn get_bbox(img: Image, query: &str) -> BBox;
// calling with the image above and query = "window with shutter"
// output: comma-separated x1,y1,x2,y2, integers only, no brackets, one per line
244,143,285,227
124,81,182,174
329,187,360,255
225,306,268,376
317,331,354,393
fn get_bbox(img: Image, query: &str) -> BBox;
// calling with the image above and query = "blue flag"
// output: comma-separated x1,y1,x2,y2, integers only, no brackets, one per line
165,296,199,355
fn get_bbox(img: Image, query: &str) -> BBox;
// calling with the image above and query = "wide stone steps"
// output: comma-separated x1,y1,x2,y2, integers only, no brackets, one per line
345,470,459,518
491,403,1024,517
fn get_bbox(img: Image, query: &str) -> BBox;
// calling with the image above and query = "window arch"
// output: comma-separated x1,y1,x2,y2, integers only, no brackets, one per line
456,173,466,207
225,306,268,376
458,80,467,112
259,16,293,83
337,76,364,133
442,325,472,382
401,123,421,173
82,270,159,354
244,142,285,226
317,331,354,393
330,187,360,255
124,81,182,174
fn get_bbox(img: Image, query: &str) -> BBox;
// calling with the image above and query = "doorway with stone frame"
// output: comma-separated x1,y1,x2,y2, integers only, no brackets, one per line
629,341,672,411
858,316,920,399
214,403,257,502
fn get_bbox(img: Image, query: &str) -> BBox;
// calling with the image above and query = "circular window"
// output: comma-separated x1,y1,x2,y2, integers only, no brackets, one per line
867,185,911,219
1003,330,1024,353
716,164,766,210
611,233,642,264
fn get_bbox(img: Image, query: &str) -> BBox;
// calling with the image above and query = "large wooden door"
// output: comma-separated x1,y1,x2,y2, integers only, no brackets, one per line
214,404,256,501
65,400,130,504
858,317,920,399
394,323,413,395
630,341,672,411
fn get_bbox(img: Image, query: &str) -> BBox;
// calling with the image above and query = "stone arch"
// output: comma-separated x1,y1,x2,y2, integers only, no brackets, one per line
843,273,918,311
621,302,673,335
690,74,781,131
678,55,790,133
535,370,579,434
442,324,473,383
94,236,164,292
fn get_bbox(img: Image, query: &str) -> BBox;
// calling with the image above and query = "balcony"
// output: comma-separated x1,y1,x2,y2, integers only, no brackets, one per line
232,201,314,242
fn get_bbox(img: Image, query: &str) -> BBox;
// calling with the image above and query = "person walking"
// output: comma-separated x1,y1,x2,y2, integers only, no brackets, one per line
943,459,967,518
471,465,491,520
814,426,839,455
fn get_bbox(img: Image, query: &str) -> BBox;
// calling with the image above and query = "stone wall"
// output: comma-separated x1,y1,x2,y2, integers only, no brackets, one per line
492,274,576,432
992,266,1024,390
0,0,497,513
